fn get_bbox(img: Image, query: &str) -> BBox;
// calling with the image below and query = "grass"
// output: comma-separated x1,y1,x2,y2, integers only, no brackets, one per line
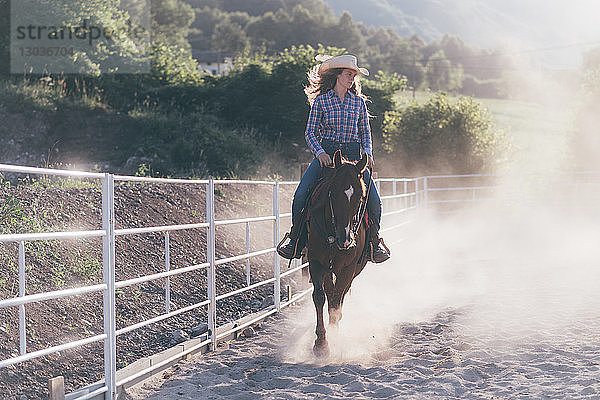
0,77,104,114
14,173,100,190
0,183,102,291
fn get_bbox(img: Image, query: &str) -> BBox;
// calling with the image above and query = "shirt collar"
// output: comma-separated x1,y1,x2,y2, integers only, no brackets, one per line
327,89,353,102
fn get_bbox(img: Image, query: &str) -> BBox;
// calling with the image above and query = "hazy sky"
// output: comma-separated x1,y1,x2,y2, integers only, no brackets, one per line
328,0,600,68
455,0,600,68
492,0,600,40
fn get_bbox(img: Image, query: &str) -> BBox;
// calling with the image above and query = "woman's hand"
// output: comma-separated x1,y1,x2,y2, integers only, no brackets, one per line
317,152,332,167
367,154,375,169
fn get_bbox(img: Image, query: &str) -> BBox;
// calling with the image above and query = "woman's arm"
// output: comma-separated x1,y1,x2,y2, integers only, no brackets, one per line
305,97,325,158
358,99,374,167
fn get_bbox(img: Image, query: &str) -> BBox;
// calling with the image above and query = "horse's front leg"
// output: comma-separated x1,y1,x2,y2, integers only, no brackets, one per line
323,272,341,327
310,260,329,357
326,265,357,327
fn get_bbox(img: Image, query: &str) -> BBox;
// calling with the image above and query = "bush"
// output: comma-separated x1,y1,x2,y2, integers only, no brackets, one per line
382,93,508,174
198,46,406,158
127,108,261,176
572,68,600,170
170,116,262,176
203,45,329,149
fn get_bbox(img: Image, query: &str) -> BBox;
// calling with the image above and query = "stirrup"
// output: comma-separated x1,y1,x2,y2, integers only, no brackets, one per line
379,238,390,254
370,238,391,263
277,232,290,252
277,232,302,260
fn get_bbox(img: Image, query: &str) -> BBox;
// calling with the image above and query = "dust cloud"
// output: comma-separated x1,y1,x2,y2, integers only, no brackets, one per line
281,55,600,364
281,190,600,366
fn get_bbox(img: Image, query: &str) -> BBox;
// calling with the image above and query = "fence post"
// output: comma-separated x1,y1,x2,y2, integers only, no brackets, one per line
165,232,170,313
416,178,421,209
392,180,397,211
273,182,281,312
18,241,26,356
423,177,429,209
48,376,65,400
245,222,250,287
101,173,116,400
206,179,217,351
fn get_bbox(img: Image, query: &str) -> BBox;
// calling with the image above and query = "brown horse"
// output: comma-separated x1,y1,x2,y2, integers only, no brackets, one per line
307,150,370,356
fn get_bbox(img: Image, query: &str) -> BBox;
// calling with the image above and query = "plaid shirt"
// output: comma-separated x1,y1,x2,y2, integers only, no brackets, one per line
305,89,372,157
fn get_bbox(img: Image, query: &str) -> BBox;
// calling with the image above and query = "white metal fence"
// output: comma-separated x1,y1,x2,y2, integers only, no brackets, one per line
419,172,600,215
0,164,419,399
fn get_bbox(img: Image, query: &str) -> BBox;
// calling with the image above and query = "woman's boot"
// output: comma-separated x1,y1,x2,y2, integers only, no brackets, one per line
369,226,390,263
277,216,306,259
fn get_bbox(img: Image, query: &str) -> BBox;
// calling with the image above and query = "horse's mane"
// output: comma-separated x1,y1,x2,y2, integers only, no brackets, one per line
309,159,366,211
309,173,335,210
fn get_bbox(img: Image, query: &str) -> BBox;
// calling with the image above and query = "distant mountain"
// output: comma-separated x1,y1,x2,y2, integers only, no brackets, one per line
324,0,600,68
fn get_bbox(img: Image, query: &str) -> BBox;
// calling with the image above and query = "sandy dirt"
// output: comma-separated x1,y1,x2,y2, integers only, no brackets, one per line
125,229,600,400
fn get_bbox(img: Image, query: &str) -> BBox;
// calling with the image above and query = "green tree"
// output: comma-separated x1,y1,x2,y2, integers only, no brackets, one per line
322,11,365,54
283,0,333,16
244,9,290,51
9,0,150,75
0,0,8,76
150,0,201,84
151,42,202,84
425,50,463,92
188,6,225,50
211,20,249,54
151,0,195,50
220,0,285,16
362,70,407,148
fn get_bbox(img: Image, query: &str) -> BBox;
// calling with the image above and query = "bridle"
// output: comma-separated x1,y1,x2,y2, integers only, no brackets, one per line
315,165,372,250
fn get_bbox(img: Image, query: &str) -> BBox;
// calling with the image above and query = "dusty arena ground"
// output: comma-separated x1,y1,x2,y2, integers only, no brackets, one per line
125,205,600,399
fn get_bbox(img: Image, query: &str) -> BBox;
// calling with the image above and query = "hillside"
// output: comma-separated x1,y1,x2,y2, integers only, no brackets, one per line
324,0,599,68
326,0,533,44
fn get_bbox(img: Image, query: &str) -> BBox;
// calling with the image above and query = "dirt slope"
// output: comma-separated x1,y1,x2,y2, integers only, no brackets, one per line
0,177,297,399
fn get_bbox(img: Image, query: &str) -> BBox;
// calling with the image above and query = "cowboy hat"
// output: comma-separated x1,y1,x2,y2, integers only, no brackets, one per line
315,54,369,76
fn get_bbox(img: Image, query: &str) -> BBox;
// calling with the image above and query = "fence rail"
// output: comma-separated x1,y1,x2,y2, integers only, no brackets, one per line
0,163,418,399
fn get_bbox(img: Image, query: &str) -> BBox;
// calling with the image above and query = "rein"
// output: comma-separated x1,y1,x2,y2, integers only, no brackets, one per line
352,165,372,238
310,165,370,257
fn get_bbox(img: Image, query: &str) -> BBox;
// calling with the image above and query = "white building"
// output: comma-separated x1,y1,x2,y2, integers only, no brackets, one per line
193,50,233,76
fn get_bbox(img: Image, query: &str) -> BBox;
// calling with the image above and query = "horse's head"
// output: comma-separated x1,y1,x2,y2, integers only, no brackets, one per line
326,150,368,250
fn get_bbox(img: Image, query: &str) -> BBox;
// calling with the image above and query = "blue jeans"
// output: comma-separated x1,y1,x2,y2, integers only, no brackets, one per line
291,141,382,231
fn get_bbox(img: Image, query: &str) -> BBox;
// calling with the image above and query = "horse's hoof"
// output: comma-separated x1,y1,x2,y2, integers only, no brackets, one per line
313,339,330,358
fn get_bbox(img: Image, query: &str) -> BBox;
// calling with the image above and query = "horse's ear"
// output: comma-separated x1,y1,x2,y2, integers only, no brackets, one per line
333,149,342,168
356,153,368,173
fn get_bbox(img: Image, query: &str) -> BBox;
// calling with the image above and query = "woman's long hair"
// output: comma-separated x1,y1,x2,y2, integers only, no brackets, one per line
304,65,368,107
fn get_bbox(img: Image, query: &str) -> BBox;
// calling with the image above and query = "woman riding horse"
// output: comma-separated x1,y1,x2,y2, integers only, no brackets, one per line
306,149,372,355
277,54,390,263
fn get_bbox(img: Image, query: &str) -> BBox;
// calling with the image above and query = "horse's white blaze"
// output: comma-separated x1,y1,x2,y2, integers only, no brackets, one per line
344,185,354,202
340,186,354,247
344,221,352,246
